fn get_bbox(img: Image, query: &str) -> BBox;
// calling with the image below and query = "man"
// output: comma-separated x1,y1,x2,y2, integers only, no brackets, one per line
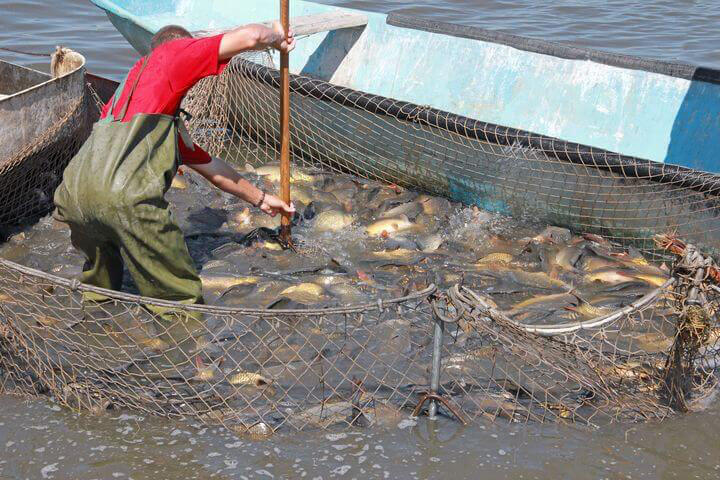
53,22,296,346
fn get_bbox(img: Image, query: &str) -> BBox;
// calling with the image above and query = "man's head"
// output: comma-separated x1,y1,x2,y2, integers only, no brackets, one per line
151,25,193,51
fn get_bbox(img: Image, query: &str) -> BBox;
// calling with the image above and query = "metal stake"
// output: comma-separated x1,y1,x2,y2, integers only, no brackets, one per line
412,302,467,425
428,315,444,419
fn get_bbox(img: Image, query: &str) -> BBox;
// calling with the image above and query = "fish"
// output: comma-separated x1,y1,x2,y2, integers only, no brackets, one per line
192,356,223,383
546,245,583,275
380,201,423,220
289,186,315,205
360,400,407,428
584,269,637,285
491,267,569,290
312,210,354,232
254,165,315,184
139,337,171,353
231,207,252,226
227,371,270,387
633,332,673,353
327,284,368,304
476,252,513,266
415,233,444,252
200,274,259,291
385,236,420,251
532,226,572,245
564,295,614,318
603,361,654,381
279,283,326,304
442,346,498,368
289,401,355,429
579,254,621,272
371,248,421,260
509,292,578,311
464,392,528,421
35,315,65,328
329,186,358,205
260,241,283,251
540,402,574,420
170,176,188,189
632,273,668,287
366,215,414,237
417,195,452,216
231,422,274,440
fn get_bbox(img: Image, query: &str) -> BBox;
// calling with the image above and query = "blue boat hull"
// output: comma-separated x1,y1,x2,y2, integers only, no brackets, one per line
92,0,720,173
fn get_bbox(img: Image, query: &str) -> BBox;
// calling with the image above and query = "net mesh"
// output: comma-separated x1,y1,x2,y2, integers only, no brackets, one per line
182,52,720,261
1,51,720,433
0,85,94,227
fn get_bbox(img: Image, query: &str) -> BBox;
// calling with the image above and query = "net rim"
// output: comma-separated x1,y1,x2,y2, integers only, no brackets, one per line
0,257,436,316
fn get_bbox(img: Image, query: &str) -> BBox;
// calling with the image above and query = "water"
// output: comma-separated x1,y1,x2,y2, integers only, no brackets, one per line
2,0,720,80
2,0,720,478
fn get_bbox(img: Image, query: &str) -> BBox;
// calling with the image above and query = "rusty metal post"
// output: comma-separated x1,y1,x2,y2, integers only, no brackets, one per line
428,311,444,419
279,0,292,246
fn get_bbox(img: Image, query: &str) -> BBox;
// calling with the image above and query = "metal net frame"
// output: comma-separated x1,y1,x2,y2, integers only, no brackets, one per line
1,52,720,433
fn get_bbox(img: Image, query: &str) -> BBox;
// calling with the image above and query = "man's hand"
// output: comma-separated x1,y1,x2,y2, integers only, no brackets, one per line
270,22,295,54
219,23,296,60
259,193,295,217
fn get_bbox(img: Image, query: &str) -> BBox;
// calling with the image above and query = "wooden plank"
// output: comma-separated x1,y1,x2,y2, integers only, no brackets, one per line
195,11,368,38
279,11,368,36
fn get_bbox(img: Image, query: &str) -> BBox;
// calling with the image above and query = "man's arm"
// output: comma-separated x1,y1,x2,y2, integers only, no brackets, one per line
218,22,295,61
187,157,295,217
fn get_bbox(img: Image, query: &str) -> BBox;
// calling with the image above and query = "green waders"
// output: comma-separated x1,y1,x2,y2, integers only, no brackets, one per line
53,56,204,355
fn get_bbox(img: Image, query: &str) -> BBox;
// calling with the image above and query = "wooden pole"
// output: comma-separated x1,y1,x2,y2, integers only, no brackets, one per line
279,0,292,246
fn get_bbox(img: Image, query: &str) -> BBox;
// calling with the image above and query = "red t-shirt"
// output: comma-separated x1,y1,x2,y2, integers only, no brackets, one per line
101,34,229,165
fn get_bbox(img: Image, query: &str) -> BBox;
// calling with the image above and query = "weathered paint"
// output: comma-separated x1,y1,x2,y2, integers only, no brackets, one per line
0,57,87,162
91,0,720,173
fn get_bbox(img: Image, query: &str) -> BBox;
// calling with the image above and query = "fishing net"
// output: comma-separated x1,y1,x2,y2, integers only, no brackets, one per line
182,51,720,262
0,92,93,227
1,236,718,431
2,51,720,432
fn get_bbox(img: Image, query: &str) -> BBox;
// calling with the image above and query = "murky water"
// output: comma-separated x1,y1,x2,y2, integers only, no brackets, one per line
3,0,720,478
2,393,720,479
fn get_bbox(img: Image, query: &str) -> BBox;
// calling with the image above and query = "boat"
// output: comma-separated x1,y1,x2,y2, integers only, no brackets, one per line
89,0,720,256
0,52,91,225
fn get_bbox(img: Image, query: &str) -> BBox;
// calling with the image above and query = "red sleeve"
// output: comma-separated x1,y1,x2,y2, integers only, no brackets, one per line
166,34,230,94
180,141,212,165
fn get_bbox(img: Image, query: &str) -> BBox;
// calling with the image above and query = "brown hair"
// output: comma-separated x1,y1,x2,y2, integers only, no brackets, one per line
150,25,193,50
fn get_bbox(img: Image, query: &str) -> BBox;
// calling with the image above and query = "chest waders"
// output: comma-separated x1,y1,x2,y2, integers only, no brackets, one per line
54,55,205,352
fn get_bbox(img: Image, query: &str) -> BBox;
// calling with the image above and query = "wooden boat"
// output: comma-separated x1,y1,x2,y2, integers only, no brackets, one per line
89,0,720,256
0,53,91,224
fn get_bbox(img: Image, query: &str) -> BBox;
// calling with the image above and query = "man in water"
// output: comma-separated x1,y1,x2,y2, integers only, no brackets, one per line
54,23,296,348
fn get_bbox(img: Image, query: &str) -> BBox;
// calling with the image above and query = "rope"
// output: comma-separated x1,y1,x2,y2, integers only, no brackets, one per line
0,257,436,316
0,46,50,57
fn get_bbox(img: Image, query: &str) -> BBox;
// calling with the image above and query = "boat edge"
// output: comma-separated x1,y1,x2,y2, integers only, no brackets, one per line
387,14,720,85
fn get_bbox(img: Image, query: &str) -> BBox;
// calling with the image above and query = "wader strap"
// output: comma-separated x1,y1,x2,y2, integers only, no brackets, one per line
116,54,152,122
105,74,129,121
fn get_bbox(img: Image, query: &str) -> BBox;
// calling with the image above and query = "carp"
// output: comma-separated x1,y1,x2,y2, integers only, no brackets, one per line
366,215,414,237
312,210,354,232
